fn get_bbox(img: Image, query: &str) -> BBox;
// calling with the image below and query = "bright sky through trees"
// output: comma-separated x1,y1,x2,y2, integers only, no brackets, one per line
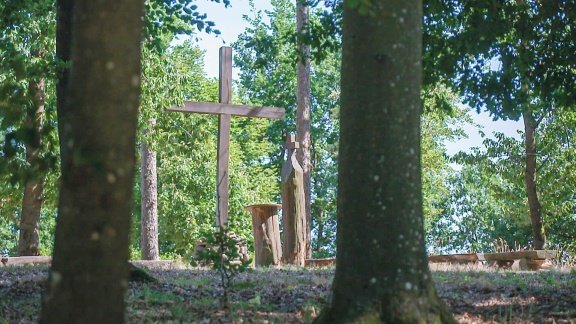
191,0,522,155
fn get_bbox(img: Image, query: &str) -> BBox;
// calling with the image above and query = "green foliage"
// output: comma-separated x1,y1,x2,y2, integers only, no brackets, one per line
424,0,576,118
143,0,230,51
0,0,59,180
192,227,252,307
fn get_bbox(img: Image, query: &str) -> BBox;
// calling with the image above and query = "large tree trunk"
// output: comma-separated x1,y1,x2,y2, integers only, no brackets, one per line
141,121,159,260
523,109,546,250
315,1,455,322
18,75,45,256
40,1,143,323
296,0,312,258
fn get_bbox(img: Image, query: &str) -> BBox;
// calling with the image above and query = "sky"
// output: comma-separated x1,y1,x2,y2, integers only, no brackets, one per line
190,0,523,156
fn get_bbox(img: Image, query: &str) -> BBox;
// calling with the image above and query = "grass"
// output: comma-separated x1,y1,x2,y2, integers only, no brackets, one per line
2,263,576,323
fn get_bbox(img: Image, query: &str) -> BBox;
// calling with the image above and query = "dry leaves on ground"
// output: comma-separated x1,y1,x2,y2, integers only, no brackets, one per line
1,263,576,323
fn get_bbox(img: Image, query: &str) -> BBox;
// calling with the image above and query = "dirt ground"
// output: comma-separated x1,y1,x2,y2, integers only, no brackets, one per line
1,263,576,323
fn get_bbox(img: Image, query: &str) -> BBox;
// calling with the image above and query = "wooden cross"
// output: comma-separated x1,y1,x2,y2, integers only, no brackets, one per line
284,134,300,151
166,47,285,229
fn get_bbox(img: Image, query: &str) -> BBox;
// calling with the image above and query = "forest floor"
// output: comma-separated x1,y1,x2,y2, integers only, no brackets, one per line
1,263,576,323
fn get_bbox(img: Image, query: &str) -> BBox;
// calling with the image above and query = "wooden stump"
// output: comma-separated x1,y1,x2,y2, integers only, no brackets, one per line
245,204,282,267
281,135,307,267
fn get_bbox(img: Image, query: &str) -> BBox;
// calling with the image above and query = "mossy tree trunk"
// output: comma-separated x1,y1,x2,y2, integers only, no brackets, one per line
40,1,144,323
18,74,45,257
314,1,455,322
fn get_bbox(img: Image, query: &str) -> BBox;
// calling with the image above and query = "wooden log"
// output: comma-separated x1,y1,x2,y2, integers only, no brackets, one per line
428,253,479,264
245,204,282,267
281,135,307,267
305,258,336,267
1,256,52,267
130,260,181,270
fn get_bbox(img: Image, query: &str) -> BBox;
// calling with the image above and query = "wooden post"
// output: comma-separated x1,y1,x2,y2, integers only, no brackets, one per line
245,204,282,267
165,47,285,229
216,47,232,228
281,135,307,266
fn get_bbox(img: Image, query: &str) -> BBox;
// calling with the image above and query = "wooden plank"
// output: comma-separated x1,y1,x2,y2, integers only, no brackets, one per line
478,250,558,261
166,102,285,120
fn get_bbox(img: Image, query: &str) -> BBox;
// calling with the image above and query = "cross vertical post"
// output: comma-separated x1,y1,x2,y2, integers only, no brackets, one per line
216,46,233,229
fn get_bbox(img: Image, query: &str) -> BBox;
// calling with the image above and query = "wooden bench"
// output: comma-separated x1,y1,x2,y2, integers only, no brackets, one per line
477,250,558,270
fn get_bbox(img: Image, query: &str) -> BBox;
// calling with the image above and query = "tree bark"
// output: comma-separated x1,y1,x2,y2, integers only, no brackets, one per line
40,1,144,323
141,120,159,260
523,110,546,250
315,1,455,322
296,0,312,258
18,76,45,257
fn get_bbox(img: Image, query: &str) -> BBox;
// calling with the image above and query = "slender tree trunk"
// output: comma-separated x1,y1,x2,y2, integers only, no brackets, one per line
141,120,159,260
55,0,73,163
315,1,455,322
296,0,312,258
18,76,45,256
40,1,144,322
523,109,546,250
315,207,324,253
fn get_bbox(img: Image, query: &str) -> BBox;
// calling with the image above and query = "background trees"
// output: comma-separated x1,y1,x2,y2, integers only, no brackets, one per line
1,0,575,265
0,0,59,257
424,0,576,250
